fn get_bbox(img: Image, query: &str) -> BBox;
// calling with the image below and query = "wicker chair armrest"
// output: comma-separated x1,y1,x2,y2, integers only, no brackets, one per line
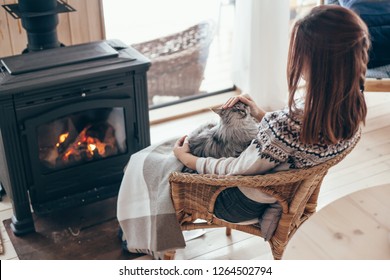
170,179,226,222
169,166,326,188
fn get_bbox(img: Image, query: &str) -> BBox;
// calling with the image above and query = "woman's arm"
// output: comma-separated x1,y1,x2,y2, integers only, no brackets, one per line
195,142,277,175
174,134,278,176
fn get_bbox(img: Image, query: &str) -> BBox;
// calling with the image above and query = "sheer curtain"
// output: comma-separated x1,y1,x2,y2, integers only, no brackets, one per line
232,0,290,111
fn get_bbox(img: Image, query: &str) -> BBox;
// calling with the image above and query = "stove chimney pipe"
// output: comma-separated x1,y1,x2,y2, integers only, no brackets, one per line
18,0,60,52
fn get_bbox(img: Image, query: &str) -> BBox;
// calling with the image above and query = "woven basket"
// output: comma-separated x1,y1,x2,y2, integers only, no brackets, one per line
132,21,215,105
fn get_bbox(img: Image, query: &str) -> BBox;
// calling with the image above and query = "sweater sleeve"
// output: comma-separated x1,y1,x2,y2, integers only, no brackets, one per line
195,140,280,176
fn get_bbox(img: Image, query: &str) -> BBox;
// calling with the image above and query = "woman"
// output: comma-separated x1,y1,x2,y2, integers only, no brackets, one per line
174,5,369,224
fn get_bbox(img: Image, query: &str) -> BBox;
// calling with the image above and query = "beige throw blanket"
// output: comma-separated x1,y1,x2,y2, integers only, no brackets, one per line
117,138,186,255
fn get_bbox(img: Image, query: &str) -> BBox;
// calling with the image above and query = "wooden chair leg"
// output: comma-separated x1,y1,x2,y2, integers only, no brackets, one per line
226,227,232,236
163,250,176,260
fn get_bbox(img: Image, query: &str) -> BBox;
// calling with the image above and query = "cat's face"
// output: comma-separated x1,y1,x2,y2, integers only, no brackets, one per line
212,102,250,124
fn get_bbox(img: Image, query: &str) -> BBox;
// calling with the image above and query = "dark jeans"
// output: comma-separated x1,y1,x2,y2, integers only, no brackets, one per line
214,187,269,223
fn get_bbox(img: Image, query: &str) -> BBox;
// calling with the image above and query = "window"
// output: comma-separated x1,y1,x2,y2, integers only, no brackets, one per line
290,0,318,22
102,0,318,115
102,0,235,108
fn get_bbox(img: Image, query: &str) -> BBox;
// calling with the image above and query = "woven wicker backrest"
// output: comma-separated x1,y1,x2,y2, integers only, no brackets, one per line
131,21,216,104
132,21,215,59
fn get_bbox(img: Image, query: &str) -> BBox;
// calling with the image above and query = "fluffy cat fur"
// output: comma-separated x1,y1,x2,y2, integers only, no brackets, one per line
188,102,259,159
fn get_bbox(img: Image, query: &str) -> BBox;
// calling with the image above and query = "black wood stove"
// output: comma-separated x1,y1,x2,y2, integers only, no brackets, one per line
0,0,151,235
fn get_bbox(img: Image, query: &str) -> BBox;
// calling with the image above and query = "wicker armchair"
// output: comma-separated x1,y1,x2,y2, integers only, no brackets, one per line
132,21,215,105
163,141,357,260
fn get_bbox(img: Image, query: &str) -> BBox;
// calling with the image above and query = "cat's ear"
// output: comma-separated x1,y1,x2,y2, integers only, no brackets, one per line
211,107,223,116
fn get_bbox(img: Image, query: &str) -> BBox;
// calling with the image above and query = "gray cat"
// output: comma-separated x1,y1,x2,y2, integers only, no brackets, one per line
188,101,259,159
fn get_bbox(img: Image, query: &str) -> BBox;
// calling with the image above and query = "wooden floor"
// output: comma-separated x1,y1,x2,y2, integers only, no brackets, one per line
283,184,390,259
1,90,390,260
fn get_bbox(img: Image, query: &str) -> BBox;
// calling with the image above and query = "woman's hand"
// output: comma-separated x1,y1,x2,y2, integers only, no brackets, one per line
173,135,190,158
222,93,266,122
173,135,198,170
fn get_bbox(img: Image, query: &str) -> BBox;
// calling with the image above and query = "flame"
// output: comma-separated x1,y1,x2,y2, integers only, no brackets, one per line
57,128,109,160
88,143,97,154
48,125,117,166
64,150,72,158
56,132,69,147
59,132,69,143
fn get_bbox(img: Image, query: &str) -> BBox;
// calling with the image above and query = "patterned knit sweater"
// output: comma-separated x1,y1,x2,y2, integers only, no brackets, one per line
195,108,361,203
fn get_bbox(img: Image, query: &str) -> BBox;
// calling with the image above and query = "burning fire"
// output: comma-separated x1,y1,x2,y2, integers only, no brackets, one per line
88,143,97,153
52,125,117,165
56,132,69,147
38,114,122,170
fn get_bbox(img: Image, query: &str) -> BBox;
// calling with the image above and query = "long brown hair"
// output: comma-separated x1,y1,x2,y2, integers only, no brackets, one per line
288,5,369,145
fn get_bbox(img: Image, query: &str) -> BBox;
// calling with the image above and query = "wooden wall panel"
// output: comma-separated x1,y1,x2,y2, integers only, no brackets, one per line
67,0,92,44
0,0,13,57
0,0,105,57
1,0,27,56
86,0,105,41
57,1,72,47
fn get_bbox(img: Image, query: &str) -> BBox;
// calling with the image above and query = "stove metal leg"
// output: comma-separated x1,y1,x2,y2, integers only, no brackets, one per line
9,193,35,235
